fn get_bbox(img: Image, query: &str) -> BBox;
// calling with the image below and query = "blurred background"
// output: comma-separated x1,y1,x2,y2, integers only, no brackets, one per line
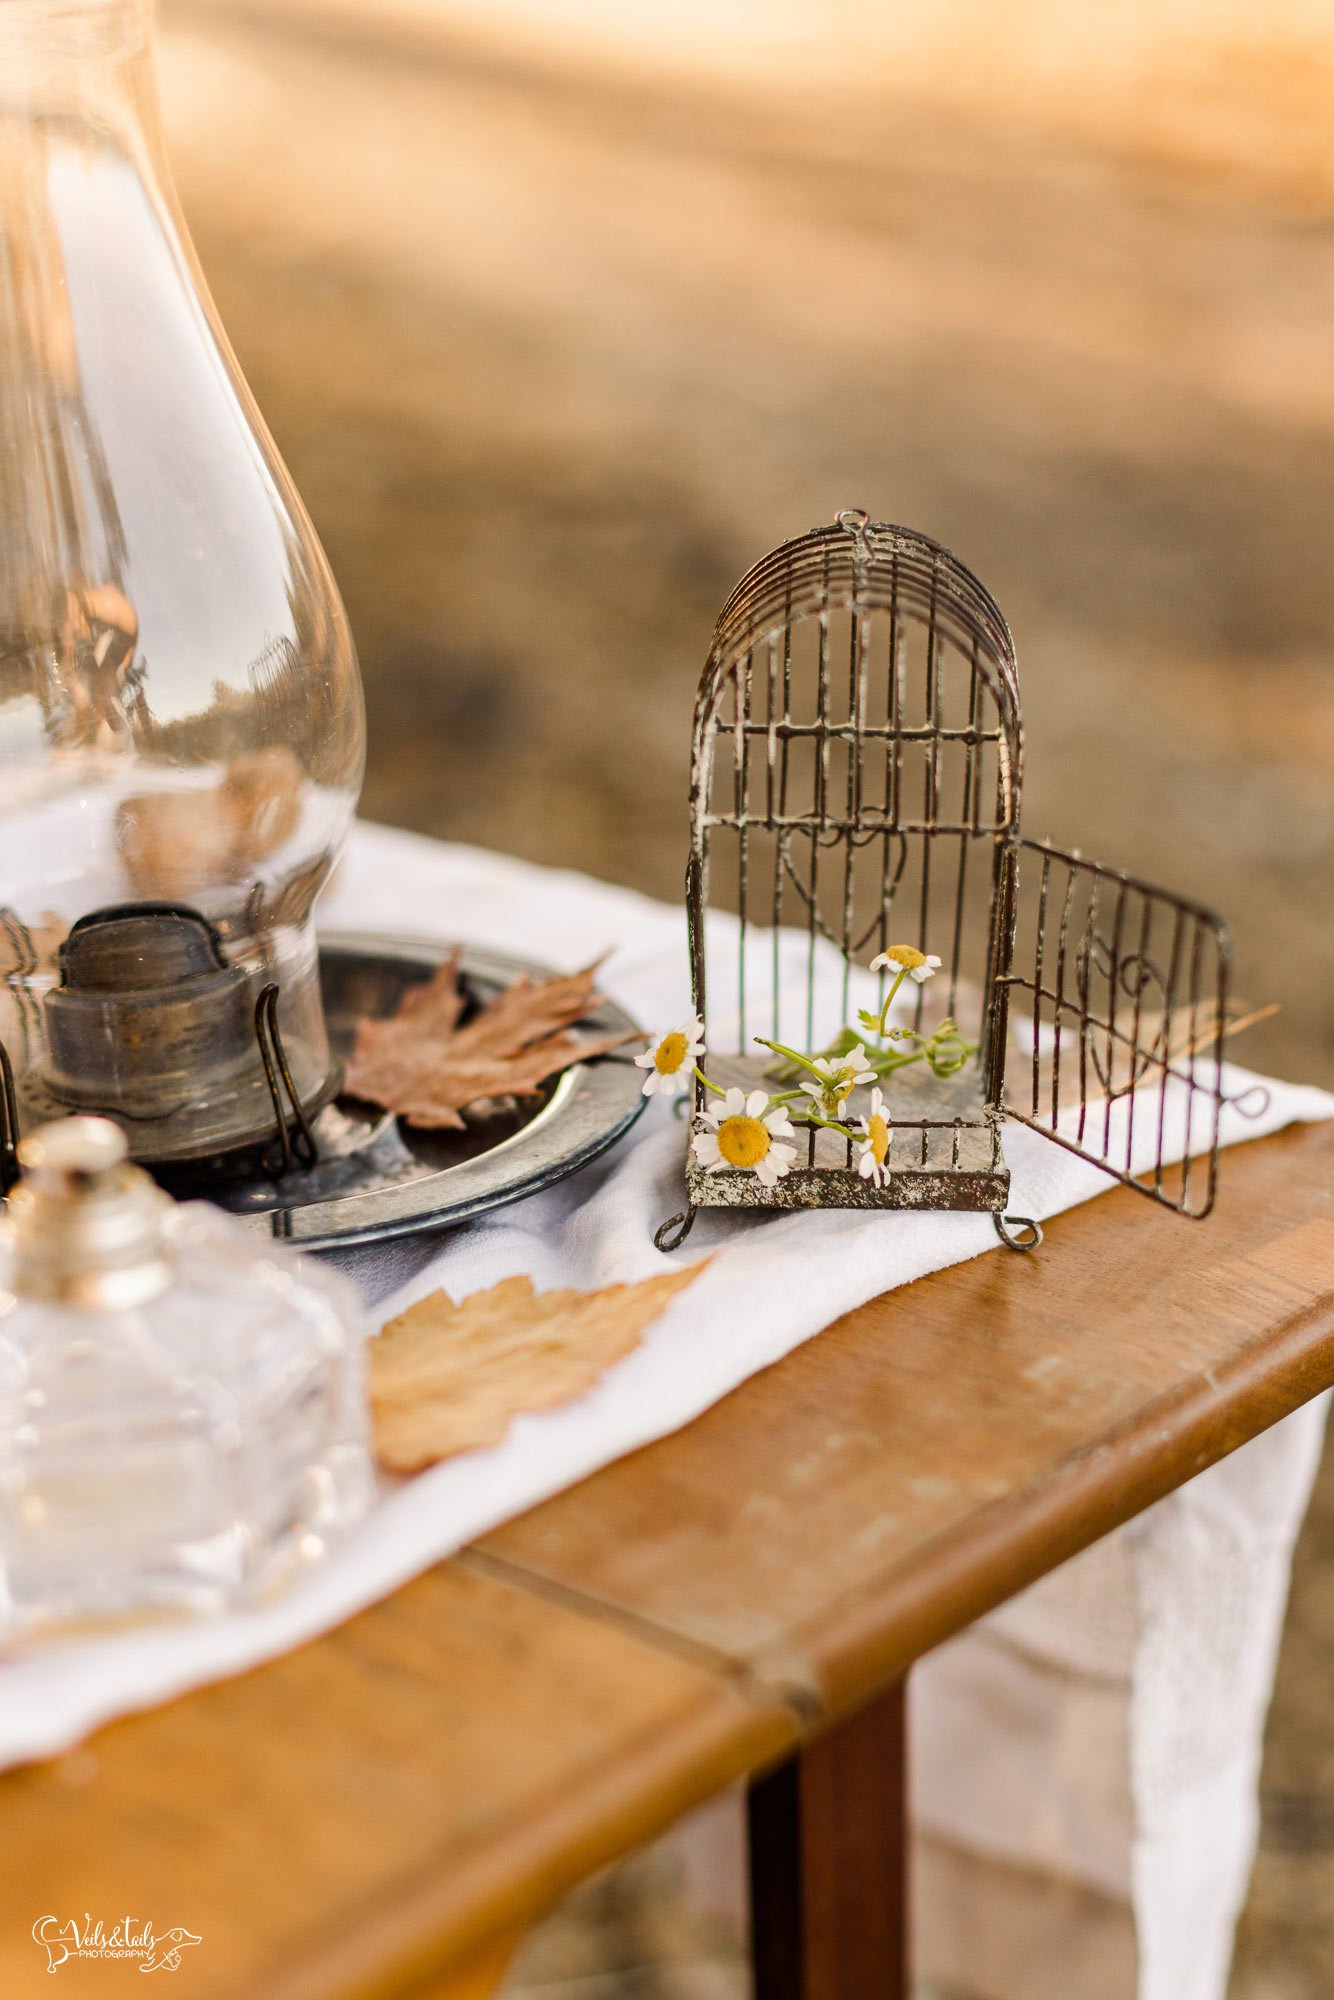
158,0,1334,1992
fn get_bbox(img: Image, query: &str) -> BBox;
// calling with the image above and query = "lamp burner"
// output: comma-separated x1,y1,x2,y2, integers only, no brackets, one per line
20,902,333,1168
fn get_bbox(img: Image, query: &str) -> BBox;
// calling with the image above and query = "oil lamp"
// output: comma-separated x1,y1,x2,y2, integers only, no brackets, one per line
0,0,365,1166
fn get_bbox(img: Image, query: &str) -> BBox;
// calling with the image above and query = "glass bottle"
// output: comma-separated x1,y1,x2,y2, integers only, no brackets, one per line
0,1116,374,1635
0,0,365,1161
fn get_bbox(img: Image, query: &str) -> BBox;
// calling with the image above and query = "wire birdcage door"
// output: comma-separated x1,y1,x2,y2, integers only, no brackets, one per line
995,837,1232,1216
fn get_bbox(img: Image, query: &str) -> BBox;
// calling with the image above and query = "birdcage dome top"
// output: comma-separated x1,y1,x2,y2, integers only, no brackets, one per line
700,514,1021,753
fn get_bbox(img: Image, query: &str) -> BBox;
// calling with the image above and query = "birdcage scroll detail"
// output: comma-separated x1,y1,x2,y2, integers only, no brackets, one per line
653,510,1247,1254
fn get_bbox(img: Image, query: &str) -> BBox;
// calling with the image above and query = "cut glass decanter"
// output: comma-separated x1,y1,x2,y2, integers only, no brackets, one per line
0,1117,374,1636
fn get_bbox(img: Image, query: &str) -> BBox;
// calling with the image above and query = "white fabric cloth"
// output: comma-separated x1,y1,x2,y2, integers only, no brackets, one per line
911,1392,1329,2000
2,822,1330,2000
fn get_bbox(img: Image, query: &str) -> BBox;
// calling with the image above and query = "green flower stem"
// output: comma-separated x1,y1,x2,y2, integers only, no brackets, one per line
692,1065,730,1098
754,993,978,1100
753,1036,832,1083
869,1046,925,1073
875,966,909,1040
796,1111,857,1139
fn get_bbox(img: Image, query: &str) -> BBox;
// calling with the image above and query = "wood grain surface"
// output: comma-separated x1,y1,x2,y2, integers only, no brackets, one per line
0,1563,794,2000
477,1121,1334,1713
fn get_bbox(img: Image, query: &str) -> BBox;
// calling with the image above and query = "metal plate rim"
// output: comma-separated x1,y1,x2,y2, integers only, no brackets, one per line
251,929,646,1252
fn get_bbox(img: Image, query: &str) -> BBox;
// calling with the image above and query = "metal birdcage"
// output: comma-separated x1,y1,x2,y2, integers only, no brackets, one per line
655,509,1259,1253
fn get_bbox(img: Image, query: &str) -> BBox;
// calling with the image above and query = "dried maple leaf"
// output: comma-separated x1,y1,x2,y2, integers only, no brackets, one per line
342,952,637,1129
370,1262,705,1471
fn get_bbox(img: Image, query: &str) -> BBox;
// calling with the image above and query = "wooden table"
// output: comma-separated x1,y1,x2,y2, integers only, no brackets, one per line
1,1122,1331,2000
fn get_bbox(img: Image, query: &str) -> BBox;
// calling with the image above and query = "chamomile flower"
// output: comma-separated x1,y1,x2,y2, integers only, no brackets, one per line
854,1087,893,1187
693,1088,798,1187
871,945,942,985
635,1015,705,1097
800,1046,877,1117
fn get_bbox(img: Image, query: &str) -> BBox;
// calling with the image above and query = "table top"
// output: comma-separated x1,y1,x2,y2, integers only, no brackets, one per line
1,1121,1331,2000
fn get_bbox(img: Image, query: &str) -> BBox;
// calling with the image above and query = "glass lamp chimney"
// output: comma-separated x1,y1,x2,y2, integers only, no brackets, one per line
0,0,365,1160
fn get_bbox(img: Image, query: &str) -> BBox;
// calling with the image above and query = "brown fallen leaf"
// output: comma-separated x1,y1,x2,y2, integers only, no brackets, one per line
342,952,637,1129
370,1262,705,1471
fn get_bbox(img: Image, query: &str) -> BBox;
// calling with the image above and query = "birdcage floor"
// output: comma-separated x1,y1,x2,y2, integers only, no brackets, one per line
687,1055,1009,1213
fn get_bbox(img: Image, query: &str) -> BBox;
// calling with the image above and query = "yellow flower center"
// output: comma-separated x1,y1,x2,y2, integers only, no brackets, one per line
717,1114,772,1169
885,945,926,970
654,1031,688,1074
867,1113,890,1165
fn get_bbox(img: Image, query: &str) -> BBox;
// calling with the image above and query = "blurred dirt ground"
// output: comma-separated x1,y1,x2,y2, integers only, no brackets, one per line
158,2,1334,1991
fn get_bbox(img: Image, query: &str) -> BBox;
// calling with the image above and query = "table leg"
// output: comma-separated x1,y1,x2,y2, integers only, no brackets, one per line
747,1678,908,2000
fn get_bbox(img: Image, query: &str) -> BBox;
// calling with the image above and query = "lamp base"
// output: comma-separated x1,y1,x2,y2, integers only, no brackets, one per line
26,902,337,1164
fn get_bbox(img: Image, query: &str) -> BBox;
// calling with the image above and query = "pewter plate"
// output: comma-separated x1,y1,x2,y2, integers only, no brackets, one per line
178,932,646,1250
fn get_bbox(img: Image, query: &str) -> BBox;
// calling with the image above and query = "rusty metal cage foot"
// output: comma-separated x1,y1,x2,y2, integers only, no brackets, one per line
993,1212,1043,1253
255,984,320,1179
654,1205,698,1254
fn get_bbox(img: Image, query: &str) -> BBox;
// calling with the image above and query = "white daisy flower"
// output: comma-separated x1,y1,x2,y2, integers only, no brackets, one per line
870,945,942,985
853,1087,893,1188
799,1045,877,1115
692,1087,798,1188
634,1014,705,1097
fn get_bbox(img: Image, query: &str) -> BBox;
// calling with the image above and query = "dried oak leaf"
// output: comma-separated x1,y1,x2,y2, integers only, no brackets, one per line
342,951,636,1129
370,1262,704,1471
